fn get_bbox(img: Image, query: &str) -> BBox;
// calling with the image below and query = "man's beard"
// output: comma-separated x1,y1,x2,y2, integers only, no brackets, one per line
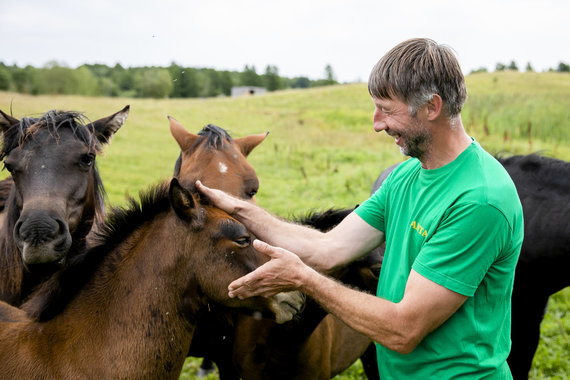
399,119,432,160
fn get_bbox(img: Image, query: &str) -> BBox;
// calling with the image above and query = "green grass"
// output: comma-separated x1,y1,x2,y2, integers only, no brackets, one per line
0,71,568,379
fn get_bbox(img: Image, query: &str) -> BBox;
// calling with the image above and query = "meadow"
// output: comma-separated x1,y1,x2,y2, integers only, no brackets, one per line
0,71,568,379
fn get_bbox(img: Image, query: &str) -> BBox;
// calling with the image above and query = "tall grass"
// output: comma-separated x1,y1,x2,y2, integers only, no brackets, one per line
0,71,568,379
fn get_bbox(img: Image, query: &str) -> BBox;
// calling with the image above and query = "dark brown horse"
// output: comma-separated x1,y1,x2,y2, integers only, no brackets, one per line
0,107,129,305
167,118,380,379
0,179,304,379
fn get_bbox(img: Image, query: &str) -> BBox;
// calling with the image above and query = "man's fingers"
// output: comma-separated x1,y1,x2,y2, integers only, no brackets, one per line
195,180,211,195
253,240,283,259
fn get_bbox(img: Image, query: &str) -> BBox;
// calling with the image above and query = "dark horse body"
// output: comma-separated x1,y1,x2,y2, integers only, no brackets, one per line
230,208,381,380
0,179,303,379
0,107,129,305
167,118,381,379
370,154,570,380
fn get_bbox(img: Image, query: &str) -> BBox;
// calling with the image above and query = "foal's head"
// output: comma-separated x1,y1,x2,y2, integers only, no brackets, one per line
0,106,129,266
169,117,267,201
168,179,302,323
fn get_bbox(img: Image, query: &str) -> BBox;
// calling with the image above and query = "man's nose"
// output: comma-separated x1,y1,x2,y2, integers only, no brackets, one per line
373,108,387,132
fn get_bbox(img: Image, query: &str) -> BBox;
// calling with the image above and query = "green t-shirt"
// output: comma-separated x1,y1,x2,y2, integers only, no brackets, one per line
355,141,524,379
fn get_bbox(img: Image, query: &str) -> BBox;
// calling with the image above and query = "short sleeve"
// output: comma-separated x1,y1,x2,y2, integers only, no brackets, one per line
412,203,511,296
354,176,390,232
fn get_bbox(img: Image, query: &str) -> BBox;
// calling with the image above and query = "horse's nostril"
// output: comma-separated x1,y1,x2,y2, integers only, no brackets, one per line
13,220,23,241
15,215,63,245
55,218,66,234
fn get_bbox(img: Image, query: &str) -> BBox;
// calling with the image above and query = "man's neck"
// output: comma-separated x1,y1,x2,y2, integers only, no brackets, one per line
419,118,472,170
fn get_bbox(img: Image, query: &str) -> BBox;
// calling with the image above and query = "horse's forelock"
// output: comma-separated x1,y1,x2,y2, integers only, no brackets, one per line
2,111,103,158
197,124,233,150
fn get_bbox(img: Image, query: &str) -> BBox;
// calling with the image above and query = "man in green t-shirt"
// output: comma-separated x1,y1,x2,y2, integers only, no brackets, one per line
197,38,524,379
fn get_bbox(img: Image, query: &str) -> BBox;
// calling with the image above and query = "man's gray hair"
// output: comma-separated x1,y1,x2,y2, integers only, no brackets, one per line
368,38,467,117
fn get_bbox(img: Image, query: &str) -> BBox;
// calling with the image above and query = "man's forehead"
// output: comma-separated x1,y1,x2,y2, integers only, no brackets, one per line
372,97,406,108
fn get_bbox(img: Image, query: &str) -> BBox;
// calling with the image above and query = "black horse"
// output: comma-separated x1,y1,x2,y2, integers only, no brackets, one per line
370,154,570,380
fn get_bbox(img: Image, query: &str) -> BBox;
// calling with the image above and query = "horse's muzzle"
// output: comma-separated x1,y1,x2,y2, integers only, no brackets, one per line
14,212,72,266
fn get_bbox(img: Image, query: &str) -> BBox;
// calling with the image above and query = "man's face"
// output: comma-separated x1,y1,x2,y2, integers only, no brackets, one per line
372,97,431,159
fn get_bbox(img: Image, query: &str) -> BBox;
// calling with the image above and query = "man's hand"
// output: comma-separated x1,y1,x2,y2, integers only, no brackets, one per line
228,240,310,299
195,180,242,215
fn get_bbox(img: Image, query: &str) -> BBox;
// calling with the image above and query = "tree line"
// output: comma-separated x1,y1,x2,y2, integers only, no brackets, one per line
0,61,339,99
469,60,570,74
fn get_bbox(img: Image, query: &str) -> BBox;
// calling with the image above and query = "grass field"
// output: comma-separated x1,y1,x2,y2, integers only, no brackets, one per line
0,71,568,379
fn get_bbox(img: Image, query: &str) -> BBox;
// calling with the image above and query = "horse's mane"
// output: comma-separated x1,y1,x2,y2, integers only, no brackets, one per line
496,153,570,194
292,207,355,232
0,110,102,160
173,123,233,176
21,180,182,321
0,176,13,212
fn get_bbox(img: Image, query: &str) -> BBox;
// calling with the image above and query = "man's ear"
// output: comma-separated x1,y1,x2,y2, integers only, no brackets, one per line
426,94,443,121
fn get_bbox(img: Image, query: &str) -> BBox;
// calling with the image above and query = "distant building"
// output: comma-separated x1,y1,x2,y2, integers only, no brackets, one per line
231,86,267,97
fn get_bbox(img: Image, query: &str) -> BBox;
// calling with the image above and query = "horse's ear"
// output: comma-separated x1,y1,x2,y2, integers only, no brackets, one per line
169,178,198,221
168,116,200,152
0,110,20,133
89,105,129,144
235,132,269,157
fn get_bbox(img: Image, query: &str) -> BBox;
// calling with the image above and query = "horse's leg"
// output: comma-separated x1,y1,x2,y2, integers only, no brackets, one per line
508,265,550,380
215,355,241,380
197,357,216,377
360,343,380,380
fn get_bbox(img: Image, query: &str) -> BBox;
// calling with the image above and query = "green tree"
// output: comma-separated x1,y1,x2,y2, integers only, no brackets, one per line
135,68,173,98
111,64,136,93
240,65,261,86
262,65,281,91
557,62,570,72
0,65,12,91
525,62,534,72
98,77,120,97
169,63,200,98
35,62,79,94
218,70,234,96
495,62,507,71
10,65,36,94
290,76,310,88
325,64,336,82
74,66,100,96
508,60,519,71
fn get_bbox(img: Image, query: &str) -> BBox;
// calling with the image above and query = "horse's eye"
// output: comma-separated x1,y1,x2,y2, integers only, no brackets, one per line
235,236,251,247
3,163,14,174
80,154,95,167
247,189,258,198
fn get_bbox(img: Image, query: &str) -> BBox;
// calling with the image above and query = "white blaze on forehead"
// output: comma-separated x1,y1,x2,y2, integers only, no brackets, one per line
219,161,228,174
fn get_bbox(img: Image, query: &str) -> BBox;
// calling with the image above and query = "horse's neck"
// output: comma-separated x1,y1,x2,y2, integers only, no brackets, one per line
45,215,195,377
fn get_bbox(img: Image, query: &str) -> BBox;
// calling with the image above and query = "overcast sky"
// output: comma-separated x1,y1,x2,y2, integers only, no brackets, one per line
2,0,568,83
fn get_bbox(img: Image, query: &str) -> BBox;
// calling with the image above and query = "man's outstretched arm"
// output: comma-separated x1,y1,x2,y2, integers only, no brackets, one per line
196,180,385,270
229,240,467,354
